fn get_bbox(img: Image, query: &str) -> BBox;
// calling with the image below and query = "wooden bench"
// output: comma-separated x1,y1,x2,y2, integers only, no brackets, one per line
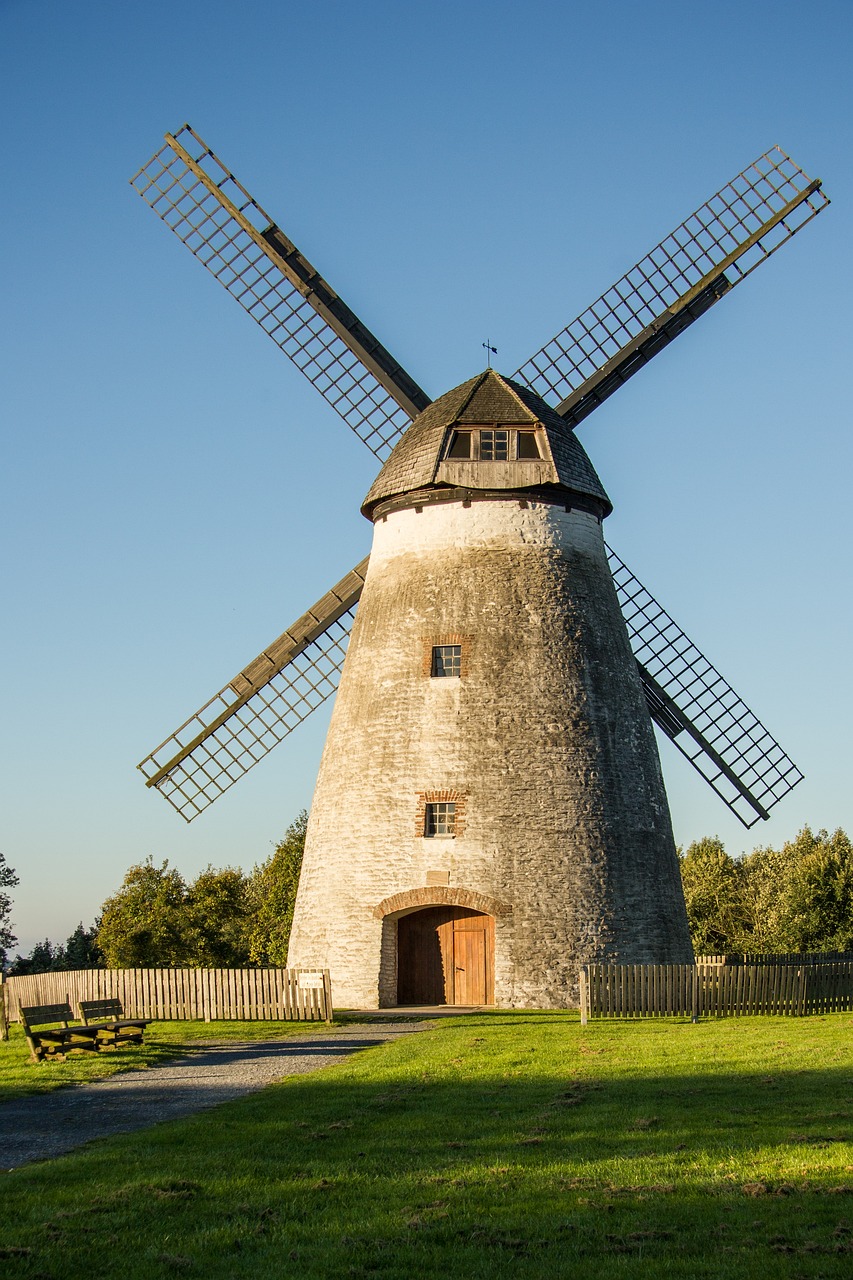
77,998,149,1049
20,1002,101,1063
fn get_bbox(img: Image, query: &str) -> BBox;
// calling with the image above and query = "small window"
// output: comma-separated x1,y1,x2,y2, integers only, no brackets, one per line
431,644,461,677
425,801,456,837
444,425,542,461
516,431,540,459
446,430,472,459
480,429,509,461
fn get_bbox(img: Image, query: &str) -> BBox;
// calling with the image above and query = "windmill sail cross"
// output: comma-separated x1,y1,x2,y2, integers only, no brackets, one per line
514,147,829,424
131,128,818,830
130,124,429,458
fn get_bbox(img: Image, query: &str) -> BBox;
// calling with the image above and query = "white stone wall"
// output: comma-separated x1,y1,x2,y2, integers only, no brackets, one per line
287,497,692,1008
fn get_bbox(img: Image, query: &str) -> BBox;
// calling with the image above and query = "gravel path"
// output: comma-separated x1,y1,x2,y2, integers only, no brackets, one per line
1,1021,429,1170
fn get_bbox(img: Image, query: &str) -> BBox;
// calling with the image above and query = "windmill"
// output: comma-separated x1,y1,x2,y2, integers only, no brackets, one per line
131,127,828,1007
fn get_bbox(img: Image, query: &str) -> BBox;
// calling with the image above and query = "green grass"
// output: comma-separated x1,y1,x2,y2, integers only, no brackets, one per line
0,1018,337,1103
1,1012,852,1278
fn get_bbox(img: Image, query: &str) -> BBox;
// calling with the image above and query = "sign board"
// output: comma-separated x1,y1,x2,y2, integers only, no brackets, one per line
298,972,325,990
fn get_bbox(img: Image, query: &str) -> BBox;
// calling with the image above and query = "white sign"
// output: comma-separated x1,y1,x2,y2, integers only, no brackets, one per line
298,972,325,989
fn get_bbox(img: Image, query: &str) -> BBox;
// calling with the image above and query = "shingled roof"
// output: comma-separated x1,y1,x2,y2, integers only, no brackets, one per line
361,370,611,517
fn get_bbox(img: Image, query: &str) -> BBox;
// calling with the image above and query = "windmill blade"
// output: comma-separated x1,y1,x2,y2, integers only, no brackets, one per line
515,148,829,427
606,545,803,828
138,558,369,822
131,125,430,459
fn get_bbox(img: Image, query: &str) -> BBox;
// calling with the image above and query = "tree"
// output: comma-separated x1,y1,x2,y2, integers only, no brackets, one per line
8,938,65,976
8,922,103,975
246,811,307,965
678,837,750,955
184,867,251,966
743,827,853,953
737,843,793,953
679,827,853,957
91,814,308,969
0,852,19,968
96,859,190,967
64,921,103,969
96,860,253,968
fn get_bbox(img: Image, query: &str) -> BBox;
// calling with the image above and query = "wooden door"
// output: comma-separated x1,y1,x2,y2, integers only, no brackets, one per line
453,927,487,1005
397,907,452,1004
397,907,493,1006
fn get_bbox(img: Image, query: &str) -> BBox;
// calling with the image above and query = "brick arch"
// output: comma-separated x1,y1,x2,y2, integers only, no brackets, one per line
373,886,512,920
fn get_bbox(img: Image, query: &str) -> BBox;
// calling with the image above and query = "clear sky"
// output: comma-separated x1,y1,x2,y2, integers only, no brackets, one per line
1,0,851,955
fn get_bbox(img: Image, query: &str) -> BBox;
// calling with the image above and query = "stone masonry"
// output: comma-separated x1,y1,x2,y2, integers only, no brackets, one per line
287,490,693,1008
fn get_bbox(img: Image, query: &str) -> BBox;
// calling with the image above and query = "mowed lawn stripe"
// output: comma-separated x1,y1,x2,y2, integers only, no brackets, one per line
1,1012,852,1279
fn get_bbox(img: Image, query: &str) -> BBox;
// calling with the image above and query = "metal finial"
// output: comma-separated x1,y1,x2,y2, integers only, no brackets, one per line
482,340,497,369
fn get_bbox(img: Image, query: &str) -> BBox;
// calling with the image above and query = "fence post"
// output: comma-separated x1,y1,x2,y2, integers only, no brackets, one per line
692,966,700,1023
0,972,7,1040
322,969,333,1024
579,966,588,1026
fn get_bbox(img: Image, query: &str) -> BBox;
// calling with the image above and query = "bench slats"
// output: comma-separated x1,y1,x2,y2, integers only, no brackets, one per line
77,999,149,1049
20,1002,100,1063
20,999,148,1062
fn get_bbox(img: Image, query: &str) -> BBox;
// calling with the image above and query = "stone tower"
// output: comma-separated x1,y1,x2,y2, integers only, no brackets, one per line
287,370,692,1007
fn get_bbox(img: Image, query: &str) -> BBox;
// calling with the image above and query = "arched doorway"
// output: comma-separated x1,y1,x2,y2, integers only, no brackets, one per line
397,906,494,1005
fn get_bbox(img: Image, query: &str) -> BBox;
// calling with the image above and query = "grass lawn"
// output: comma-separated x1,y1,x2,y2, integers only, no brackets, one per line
0,1018,338,1104
1,1011,851,1278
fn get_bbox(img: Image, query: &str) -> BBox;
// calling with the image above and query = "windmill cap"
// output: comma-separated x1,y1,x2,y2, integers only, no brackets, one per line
361,369,612,519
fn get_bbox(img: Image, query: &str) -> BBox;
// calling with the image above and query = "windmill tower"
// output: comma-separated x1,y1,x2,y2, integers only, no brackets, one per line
131,129,828,1007
287,369,691,1007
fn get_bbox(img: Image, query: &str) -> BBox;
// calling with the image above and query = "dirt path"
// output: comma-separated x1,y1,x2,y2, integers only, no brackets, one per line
1,1022,428,1171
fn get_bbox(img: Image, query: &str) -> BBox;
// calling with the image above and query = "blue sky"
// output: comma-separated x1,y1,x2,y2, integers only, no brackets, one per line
1,0,851,954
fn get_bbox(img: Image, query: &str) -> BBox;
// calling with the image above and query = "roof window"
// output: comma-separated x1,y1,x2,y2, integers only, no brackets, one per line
444,427,541,461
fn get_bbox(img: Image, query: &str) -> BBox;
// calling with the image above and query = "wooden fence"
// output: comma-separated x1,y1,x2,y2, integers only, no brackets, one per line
697,951,853,966
4,967,332,1024
580,960,853,1023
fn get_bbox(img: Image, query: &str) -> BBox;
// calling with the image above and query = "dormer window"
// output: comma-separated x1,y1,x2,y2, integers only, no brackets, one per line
447,430,473,459
443,426,541,461
480,429,508,461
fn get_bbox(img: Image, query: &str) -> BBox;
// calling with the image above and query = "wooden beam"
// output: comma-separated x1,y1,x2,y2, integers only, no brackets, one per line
143,556,369,789
165,132,430,422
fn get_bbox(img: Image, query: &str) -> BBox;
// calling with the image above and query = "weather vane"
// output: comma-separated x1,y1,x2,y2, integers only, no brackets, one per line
482,339,497,368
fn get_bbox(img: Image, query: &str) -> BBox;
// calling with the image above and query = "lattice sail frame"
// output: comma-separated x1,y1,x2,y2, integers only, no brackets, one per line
607,546,803,827
131,125,429,459
514,147,828,424
138,560,368,821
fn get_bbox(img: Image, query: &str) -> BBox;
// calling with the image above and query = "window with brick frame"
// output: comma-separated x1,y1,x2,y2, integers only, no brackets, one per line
424,801,456,837
422,635,471,678
415,790,467,838
431,644,461,677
